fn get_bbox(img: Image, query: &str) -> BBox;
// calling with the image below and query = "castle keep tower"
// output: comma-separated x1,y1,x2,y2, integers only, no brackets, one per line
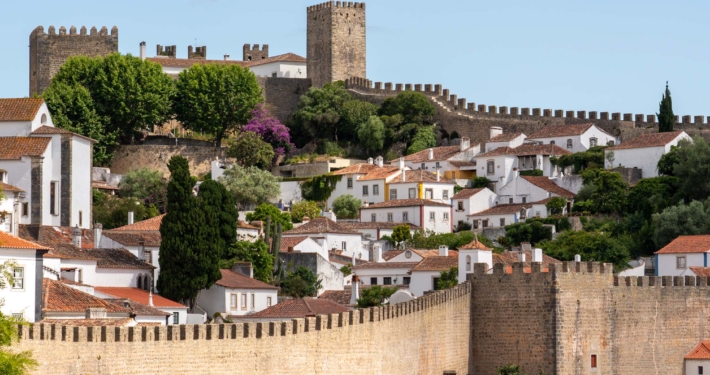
243,44,269,61
29,25,118,96
307,1,366,88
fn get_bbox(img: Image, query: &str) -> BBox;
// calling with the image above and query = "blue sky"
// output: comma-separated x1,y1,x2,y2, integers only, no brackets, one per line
2,0,708,117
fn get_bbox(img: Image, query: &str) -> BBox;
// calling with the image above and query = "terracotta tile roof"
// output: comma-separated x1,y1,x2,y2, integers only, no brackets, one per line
0,182,24,192
521,176,575,198
92,180,120,191
0,231,50,250
459,238,493,251
514,144,572,156
41,318,135,327
0,98,43,122
113,214,165,231
382,250,404,261
396,146,467,163
451,188,485,200
606,131,685,150
238,220,259,230
145,52,306,69
526,124,595,139
215,269,278,290
685,341,710,359
93,287,186,309
409,249,459,258
358,167,400,181
102,230,162,247
353,262,420,270
330,163,381,176
468,203,532,216
20,224,95,250
43,279,132,314
690,267,710,277
30,125,97,143
410,256,458,272
360,199,451,209
337,222,421,230
104,298,170,316
487,132,525,142
654,235,710,254
246,298,349,319
328,251,368,265
448,160,476,168
0,137,50,160
279,236,310,251
388,170,455,184
493,251,562,269
283,217,361,235
93,248,155,269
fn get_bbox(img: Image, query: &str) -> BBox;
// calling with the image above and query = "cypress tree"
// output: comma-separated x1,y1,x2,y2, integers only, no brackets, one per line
657,81,674,132
196,180,232,286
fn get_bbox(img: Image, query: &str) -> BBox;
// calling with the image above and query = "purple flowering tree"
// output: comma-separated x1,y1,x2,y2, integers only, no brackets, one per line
243,105,294,160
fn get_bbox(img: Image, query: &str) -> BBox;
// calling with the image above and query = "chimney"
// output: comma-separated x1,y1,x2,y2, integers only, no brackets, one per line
231,262,254,278
518,252,526,262
287,246,294,252
350,275,360,305
148,291,154,307
402,170,406,182
93,223,102,248
438,245,449,257
138,240,146,262
436,168,440,182
224,54,230,60
398,157,405,170
373,244,383,263
367,157,373,165
362,202,369,208
521,242,532,252
128,211,134,225
85,307,107,319
574,254,581,262
375,156,383,168
352,251,356,265
427,148,434,160
532,248,543,263
72,225,82,248
460,137,471,151
489,126,503,139
139,41,146,61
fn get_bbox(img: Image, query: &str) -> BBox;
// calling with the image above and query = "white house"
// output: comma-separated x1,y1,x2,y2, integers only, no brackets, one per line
0,98,94,229
352,262,419,287
100,214,163,287
526,123,618,153
279,236,327,259
0,182,24,236
282,217,368,260
605,130,691,178
497,175,575,208
94,286,188,325
485,132,527,152
457,237,494,283
386,169,457,204
237,220,261,242
393,137,480,181
199,269,278,318
337,222,421,241
408,246,459,297
384,248,459,264
0,231,50,322
41,278,133,323
653,235,710,277
359,199,453,234
468,203,533,229
451,188,498,229
327,158,400,208
684,341,710,375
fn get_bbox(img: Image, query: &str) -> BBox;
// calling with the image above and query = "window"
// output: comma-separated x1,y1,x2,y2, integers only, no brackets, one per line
0,170,6,183
370,277,378,285
443,190,449,200
433,277,441,290
342,242,347,250
425,189,433,199
347,177,353,188
383,277,392,285
271,72,277,78
403,277,411,285
144,251,152,265
251,294,255,309
241,294,247,309
443,212,449,221
22,203,28,217
429,212,436,221
522,197,527,203
677,256,687,269
371,214,376,222
41,114,47,125
487,161,495,175
408,188,416,199
50,181,58,216
420,163,425,169
402,212,408,222
390,189,397,200
362,185,369,196
550,140,555,145
509,198,513,204
607,140,615,146
373,185,379,195
173,312,179,325
482,220,489,228
566,139,573,149
230,294,238,308
457,202,464,211
466,255,471,272
387,213,393,222
267,297,272,307
12,267,23,290
591,354,597,369
473,220,479,229
500,218,505,227
699,366,704,375
78,211,83,227
590,137,598,147
435,162,440,169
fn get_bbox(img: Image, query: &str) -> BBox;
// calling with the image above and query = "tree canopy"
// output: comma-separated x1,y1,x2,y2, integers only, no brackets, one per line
242,105,294,160
502,221,553,247
668,137,710,203
245,203,294,233
222,240,274,283
356,285,398,308
379,91,436,125
290,200,322,223
332,194,361,219
300,174,342,208
226,132,275,170
391,224,412,249
652,200,710,249
437,267,458,290
281,266,322,298
406,125,437,155
291,81,353,143
218,165,280,210
357,115,386,154
0,260,37,374
540,230,631,271
118,168,167,212
657,81,674,133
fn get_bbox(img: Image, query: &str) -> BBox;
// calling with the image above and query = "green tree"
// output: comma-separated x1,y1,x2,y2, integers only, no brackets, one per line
657,81,674,132
339,99,379,140
406,125,437,155
652,200,710,249
626,176,677,220
437,267,458,290
545,197,567,215
332,194,362,219
300,174,342,209
471,177,493,189
281,266,322,298
173,64,262,146
657,144,681,176
291,200,322,223
497,364,524,375
588,170,628,214
157,156,216,310
541,230,631,271
291,81,353,142
199,179,239,258
391,224,412,249
246,203,294,233
92,196,159,229
356,285,398,308
218,165,280,210
222,240,274,283
379,91,436,125
503,221,553,247
118,168,167,212
0,260,37,374
410,230,496,250
339,263,353,277
226,132,275,170
551,146,606,173
357,115,386,154
43,54,174,165
670,137,710,203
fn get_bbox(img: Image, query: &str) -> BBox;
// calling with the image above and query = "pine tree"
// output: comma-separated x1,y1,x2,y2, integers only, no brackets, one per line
657,81,674,133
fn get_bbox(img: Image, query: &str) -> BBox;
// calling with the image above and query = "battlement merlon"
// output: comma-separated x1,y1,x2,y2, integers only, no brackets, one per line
470,261,613,277
307,1,365,12
32,25,118,37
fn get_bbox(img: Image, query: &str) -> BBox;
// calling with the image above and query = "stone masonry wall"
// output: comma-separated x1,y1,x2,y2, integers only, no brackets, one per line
16,283,471,375
29,25,118,96
257,77,313,123
109,145,228,177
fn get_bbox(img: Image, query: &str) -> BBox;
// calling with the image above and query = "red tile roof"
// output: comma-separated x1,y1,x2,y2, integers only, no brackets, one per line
459,238,493,251
690,267,710,277
41,318,135,327
654,235,710,254
606,131,685,150
448,160,476,168
237,220,259,230
451,188,485,200
396,146,468,163
43,279,131,314
685,341,710,359
527,124,595,139
104,298,171,316
0,231,50,250
353,262,420,270
146,52,305,69
92,180,120,191
0,182,24,192
246,298,349,319
279,236,310,252
0,98,43,122
283,217,361,235
30,125,97,142
102,230,162,247
0,137,50,160
487,132,525,142
358,167,400,181
113,214,165,231
93,287,186,309
215,269,278,290
387,169,454,184
19,224,95,249
330,163,381,176
479,144,572,158
493,251,562,270
410,256,458,272
521,176,575,198
360,199,451,209
468,203,532,216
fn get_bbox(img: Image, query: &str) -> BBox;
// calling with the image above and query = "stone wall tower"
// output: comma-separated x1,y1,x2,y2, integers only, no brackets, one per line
29,25,118,96
307,2,366,88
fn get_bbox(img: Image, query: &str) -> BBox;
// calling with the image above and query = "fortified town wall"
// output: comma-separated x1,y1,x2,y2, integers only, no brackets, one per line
16,283,471,375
